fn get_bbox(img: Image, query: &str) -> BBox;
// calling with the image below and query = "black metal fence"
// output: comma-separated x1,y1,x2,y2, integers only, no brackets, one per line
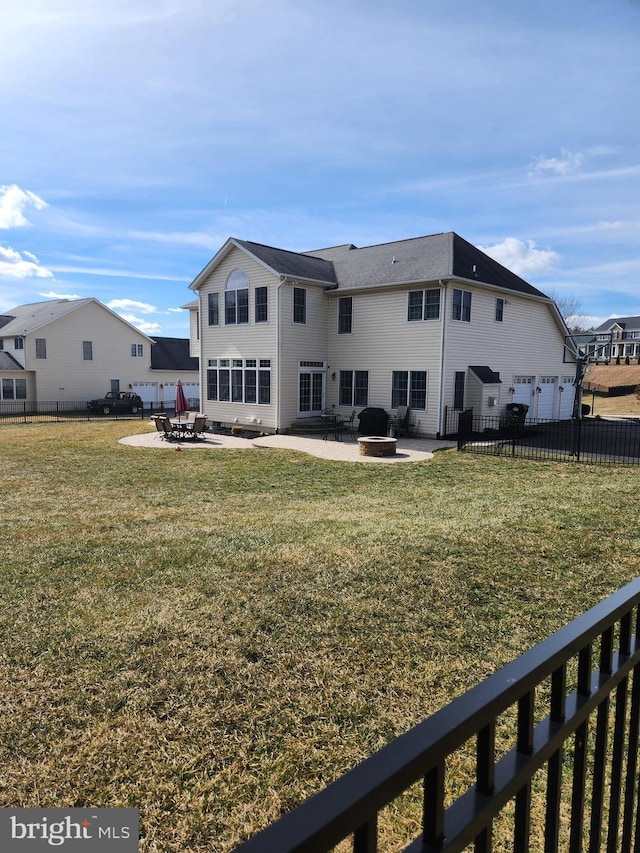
0,399,200,425
447,409,640,465
0,400,147,424
236,576,640,852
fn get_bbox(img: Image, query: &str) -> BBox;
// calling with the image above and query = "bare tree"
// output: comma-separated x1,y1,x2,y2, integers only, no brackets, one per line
547,290,593,333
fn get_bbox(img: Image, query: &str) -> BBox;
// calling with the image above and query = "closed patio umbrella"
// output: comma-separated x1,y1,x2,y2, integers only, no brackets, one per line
175,379,189,420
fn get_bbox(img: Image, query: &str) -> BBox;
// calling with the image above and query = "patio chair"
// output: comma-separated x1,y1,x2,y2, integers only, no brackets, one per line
158,415,177,440
187,414,207,439
347,409,357,440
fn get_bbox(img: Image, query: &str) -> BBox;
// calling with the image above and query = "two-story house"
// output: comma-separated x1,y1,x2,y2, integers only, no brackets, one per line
0,298,199,409
592,316,640,362
187,232,572,437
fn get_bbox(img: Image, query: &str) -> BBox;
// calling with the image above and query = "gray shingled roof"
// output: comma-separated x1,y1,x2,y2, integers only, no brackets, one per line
306,232,548,297
0,298,94,336
234,239,337,284
594,316,640,332
151,337,198,371
0,351,23,370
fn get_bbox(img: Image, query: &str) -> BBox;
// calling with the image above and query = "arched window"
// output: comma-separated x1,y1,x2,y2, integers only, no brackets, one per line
225,269,249,324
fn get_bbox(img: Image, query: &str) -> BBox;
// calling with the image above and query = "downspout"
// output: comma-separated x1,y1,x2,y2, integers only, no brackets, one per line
436,281,447,437
276,275,288,433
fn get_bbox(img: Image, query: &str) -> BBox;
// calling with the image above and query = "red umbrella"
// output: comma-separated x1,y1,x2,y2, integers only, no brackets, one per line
175,379,189,419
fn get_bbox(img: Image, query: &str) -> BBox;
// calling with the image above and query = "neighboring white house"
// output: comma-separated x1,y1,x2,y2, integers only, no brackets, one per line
592,316,640,363
187,232,573,437
0,298,199,409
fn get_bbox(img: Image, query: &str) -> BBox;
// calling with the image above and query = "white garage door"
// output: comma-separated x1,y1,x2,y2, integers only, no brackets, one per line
513,376,535,417
132,382,158,407
537,376,557,420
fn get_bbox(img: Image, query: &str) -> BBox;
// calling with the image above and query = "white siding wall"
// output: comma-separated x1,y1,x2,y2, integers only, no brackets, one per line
442,284,569,428
327,286,443,434
279,282,330,424
196,247,280,430
24,302,153,401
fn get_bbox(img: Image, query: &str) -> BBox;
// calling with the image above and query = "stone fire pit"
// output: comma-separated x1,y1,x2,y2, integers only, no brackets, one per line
358,435,397,457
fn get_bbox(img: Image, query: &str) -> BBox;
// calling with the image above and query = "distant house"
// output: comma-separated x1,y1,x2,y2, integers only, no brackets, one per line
187,232,572,436
592,316,640,363
0,298,199,409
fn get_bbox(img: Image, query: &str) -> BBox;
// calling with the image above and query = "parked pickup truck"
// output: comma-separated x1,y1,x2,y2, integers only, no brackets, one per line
87,391,143,415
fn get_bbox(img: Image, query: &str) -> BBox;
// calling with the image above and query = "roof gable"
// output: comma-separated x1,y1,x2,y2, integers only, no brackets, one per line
595,316,640,332
0,298,153,341
189,237,337,290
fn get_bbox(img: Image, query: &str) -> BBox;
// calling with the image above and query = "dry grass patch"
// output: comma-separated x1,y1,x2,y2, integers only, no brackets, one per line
0,421,639,850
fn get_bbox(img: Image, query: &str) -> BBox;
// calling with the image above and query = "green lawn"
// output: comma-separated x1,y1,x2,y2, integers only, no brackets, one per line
1,421,638,851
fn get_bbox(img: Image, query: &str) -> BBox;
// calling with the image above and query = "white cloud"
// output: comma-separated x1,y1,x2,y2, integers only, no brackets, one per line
39,290,81,299
118,313,161,334
0,184,48,228
106,298,158,314
529,150,584,177
0,244,53,279
479,237,559,277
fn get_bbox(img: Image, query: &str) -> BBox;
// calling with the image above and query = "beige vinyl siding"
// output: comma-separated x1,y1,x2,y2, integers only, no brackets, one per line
197,247,280,430
442,284,568,424
278,282,330,424
24,301,152,402
327,286,443,434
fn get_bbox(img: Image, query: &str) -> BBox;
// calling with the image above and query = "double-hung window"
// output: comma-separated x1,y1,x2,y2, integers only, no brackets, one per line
131,343,144,358
35,338,47,359
293,287,306,324
495,298,504,322
208,293,219,326
255,287,268,323
338,297,353,334
452,289,472,322
225,269,250,325
82,341,93,360
391,370,427,409
339,370,368,407
407,288,440,321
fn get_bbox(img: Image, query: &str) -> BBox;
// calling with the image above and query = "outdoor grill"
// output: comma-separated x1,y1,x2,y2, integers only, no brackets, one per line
357,407,389,435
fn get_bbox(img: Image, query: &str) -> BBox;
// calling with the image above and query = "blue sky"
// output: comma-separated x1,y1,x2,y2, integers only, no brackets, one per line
1,0,639,336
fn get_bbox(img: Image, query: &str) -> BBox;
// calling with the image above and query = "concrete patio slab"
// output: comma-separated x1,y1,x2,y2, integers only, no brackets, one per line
118,426,456,463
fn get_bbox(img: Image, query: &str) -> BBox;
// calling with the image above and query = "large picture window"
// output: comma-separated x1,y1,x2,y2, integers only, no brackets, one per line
407,289,440,321
225,269,250,325
339,370,368,407
206,358,271,404
452,289,472,322
338,297,353,334
391,370,427,409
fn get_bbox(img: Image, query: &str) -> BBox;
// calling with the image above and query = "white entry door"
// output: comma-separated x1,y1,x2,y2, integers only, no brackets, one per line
298,371,324,417
537,376,557,419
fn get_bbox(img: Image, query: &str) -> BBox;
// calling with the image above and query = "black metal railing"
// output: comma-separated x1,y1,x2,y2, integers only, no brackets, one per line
447,409,640,465
235,577,640,852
